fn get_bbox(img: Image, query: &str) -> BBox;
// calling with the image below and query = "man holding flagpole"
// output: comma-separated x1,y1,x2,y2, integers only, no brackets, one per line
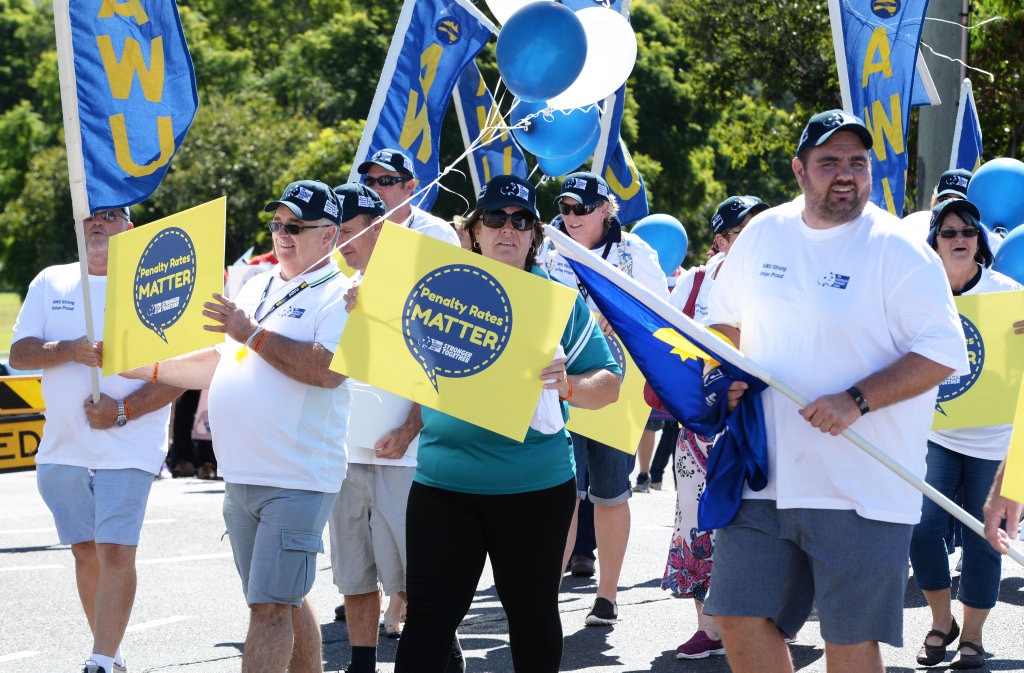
10,207,184,673
701,110,969,673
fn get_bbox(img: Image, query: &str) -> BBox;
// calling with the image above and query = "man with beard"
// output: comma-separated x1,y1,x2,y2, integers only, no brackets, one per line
700,110,969,673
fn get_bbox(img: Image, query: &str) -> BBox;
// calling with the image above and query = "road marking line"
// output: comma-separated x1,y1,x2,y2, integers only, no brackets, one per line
0,651,40,662
0,564,62,571
126,615,192,632
137,552,233,564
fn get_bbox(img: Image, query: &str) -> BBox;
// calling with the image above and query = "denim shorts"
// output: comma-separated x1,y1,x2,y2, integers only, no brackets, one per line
223,483,336,607
36,464,153,546
571,432,636,506
704,499,912,647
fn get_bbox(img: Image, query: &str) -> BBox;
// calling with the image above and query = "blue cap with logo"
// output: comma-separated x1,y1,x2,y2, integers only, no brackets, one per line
357,148,416,179
797,109,874,156
264,180,342,224
936,168,972,199
477,175,539,219
554,171,612,207
711,195,769,235
332,182,386,222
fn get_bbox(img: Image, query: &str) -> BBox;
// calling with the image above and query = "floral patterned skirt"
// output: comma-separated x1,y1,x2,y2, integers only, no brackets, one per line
662,427,716,600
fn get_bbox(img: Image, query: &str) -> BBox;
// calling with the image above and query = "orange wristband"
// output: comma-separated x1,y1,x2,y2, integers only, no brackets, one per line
123,399,133,421
252,329,269,353
559,376,574,402
152,361,159,383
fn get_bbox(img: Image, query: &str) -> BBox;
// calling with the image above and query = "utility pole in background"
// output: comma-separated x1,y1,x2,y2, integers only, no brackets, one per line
916,0,970,211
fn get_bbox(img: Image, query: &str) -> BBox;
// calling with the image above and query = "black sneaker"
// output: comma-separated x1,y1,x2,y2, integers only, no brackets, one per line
83,663,107,673
585,597,618,626
633,473,651,493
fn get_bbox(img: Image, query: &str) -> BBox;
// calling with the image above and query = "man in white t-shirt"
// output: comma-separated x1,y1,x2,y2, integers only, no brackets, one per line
132,180,352,673
702,110,969,673
327,182,429,673
10,206,184,673
357,148,460,246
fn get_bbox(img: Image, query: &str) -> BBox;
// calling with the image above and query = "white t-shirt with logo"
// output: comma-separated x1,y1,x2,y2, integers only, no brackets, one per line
708,201,969,524
208,263,350,492
12,264,170,472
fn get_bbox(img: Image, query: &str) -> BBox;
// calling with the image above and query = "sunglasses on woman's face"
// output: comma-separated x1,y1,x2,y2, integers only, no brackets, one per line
938,226,980,239
557,201,598,217
481,211,535,231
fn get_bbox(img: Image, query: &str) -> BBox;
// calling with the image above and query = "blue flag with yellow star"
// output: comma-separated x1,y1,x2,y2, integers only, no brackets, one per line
545,226,769,528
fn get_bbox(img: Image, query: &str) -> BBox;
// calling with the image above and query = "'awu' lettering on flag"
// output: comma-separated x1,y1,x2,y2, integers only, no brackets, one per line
68,0,197,211
830,0,928,216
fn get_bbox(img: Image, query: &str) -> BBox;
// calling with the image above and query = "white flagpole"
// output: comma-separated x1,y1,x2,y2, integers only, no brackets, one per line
545,225,1024,568
54,0,100,403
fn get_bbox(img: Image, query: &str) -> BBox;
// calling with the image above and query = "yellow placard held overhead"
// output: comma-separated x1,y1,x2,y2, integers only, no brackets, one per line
331,222,578,441
931,291,1024,430
103,198,227,376
567,318,647,455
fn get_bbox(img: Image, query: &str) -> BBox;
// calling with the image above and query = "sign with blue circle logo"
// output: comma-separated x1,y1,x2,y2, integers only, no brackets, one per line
403,264,512,391
133,227,197,343
935,314,983,415
605,332,628,380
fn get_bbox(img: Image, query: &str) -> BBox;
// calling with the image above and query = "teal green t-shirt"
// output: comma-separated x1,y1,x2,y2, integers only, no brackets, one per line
416,268,620,495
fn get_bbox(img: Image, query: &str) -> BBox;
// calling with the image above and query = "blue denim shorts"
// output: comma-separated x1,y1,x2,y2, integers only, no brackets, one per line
571,432,636,506
36,464,154,546
223,483,336,607
704,499,912,647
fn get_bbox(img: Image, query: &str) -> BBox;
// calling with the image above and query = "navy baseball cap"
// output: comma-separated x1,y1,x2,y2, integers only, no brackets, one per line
936,168,972,199
797,110,874,156
477,175,539,218
554,172,611,207
333,182,386,223
357,148,416,178
711,195,769,235
264,180,342,224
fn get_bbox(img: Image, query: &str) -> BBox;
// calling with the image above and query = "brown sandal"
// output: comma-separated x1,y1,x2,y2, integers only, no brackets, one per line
950,640,986,670
916,617,960,666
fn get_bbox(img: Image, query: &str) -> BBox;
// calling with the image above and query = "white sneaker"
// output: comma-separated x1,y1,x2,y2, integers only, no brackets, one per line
113,663,128,673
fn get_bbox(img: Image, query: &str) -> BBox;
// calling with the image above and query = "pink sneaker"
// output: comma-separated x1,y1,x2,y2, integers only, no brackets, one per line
675,630,726,659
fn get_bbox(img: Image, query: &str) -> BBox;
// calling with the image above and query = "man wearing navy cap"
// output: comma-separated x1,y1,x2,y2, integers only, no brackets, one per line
702,110,969,673
935,168,972,203
357,148,459,246
125,179,352,673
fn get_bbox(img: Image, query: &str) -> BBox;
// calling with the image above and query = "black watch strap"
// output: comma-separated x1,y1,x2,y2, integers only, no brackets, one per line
846,386,870,415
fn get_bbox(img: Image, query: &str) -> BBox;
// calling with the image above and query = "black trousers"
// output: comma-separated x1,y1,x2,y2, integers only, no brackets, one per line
396,478,576,673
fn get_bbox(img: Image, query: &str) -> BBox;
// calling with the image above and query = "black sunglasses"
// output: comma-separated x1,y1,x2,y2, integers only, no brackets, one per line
481,211,535,231
269,220,334,235
363,175,411,188
558,201,598,217
938,226,980,239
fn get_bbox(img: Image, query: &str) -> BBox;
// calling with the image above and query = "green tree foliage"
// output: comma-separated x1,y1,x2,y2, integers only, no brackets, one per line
0,0,1020,294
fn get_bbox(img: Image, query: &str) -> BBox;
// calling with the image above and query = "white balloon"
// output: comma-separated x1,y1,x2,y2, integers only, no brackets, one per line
547,7,637,111
486,0,547,26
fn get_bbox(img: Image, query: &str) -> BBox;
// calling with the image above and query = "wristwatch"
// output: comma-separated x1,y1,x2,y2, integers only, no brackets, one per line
115,399,128,427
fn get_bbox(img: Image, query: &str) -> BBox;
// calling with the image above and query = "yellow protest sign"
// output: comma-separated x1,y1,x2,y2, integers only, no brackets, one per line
567,322,647,455
932,290,1024,429
1003,373,1024,502
331,222,578,441
103,198,226,376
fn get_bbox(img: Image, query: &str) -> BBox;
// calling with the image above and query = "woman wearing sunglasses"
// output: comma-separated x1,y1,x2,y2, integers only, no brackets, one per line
394,174,622,673
910,198,1024,669
534,171,667,627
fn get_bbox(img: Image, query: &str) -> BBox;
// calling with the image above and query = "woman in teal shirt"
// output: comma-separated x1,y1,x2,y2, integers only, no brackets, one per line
395,175,621,673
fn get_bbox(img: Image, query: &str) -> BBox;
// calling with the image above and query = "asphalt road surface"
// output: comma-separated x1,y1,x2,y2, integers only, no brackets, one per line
1,469,1021,672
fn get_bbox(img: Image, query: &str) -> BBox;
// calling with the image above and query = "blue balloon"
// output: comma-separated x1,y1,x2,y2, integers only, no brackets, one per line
537,125,600,177
992,225,1024,285
966,157,1024,231
630,214,689,276
511,99,600,159
496,3,587,103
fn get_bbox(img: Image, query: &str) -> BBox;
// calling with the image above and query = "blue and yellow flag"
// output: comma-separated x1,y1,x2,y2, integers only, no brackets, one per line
453,61,528,193
352,0,495,210
829,0,928,215
102,198,227,376
66,0,198,212
545,227,768,529
950,78,983,173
